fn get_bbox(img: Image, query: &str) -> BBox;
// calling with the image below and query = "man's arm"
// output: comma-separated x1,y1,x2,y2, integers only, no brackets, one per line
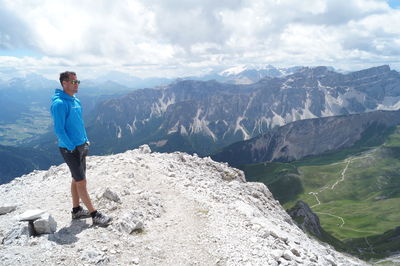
51,100,76,151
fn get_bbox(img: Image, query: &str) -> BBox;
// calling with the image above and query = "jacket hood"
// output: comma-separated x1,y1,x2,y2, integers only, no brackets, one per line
52,89,75,102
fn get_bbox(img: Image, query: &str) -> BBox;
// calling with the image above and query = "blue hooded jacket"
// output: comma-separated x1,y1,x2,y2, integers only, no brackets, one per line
51,89,88,151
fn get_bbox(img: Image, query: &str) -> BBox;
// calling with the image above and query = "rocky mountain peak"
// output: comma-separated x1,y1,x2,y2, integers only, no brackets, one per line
345,65,393,81
0,146,365,265
297,66,332,77
358,65,391,75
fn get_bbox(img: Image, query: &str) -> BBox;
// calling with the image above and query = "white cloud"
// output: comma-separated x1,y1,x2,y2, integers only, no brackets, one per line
0,0,399,78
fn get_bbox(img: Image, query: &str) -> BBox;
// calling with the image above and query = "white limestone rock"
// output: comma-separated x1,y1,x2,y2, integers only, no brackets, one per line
102,188,122,203
2,223,29,245
291,247,301,257
131,257,140,264
270,249,284,260
138,144,151,154
81,247,109,264
18,209,46,221
33,213,57,234
0,205,17,215
114,211,144,234
283,250,294,261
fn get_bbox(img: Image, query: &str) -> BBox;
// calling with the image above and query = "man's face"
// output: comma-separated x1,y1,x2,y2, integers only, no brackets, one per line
62,74,79,96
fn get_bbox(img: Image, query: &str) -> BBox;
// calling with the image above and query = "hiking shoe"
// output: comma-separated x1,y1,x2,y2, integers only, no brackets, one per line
71,206,91,220
92,211,112,227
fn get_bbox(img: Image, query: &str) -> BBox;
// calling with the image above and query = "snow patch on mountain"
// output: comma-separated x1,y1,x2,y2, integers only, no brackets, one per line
0,146,366,265
219,65,250,76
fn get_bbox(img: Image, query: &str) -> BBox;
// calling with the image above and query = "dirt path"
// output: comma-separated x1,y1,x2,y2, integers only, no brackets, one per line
133,171,217,265
314,211,345,227
308,154,373,229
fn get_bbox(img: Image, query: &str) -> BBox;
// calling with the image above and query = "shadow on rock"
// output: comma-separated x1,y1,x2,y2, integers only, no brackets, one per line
47,219,90,245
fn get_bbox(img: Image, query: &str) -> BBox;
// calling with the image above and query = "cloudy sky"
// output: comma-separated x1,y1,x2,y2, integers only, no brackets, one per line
0,0,400,79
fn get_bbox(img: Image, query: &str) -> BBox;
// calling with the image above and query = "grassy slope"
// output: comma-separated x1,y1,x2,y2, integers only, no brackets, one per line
243,125,400,259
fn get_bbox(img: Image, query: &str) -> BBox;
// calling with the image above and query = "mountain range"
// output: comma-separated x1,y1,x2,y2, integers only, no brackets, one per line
198,64,304,84
0,64,305,182
85,65,400,157
0,64,303,146
1,65,400,183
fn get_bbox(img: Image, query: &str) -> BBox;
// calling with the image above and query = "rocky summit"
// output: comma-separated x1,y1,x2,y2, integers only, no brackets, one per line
0,146,365,265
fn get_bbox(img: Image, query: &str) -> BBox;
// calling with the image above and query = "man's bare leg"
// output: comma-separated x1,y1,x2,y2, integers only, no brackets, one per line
71,181,80,208
72,179,95,213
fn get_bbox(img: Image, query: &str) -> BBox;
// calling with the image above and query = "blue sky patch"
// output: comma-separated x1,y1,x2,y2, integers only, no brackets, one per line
0,49,41,58
388,0,400,9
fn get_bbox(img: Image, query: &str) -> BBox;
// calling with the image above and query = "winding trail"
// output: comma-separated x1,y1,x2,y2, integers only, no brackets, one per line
314,212,345,227
130,160,218,265
308,154,373,228
309,192,321,208
331,158,351,190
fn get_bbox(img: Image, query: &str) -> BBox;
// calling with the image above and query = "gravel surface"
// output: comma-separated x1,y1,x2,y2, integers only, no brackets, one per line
0,145,367,265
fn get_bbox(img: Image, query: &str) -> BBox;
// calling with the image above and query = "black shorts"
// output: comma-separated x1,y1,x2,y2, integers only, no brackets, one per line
59,143,89,182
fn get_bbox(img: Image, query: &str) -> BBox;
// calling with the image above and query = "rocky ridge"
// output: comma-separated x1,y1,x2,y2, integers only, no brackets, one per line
212,109,400,165
0,146,366,265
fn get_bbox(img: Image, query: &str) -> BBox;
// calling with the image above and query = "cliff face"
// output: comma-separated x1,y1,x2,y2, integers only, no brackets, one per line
0,146,365,265
287,201,323,236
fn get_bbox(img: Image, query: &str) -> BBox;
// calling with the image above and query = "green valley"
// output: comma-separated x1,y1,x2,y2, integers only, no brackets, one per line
0,106,52,146
243,126,400,259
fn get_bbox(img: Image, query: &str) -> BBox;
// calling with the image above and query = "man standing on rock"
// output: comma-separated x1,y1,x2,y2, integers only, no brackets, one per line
51,71,112,227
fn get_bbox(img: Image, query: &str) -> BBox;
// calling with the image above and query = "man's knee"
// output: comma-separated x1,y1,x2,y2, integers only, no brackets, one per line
73,179,87,186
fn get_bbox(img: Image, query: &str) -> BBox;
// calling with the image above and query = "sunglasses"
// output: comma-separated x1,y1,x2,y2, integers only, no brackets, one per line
70,80,80,84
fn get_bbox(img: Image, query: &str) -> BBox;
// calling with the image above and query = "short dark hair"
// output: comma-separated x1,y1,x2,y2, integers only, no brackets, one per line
59,71,76,85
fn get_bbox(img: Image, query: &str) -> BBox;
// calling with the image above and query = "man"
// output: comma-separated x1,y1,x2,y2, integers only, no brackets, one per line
51,71,112,227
